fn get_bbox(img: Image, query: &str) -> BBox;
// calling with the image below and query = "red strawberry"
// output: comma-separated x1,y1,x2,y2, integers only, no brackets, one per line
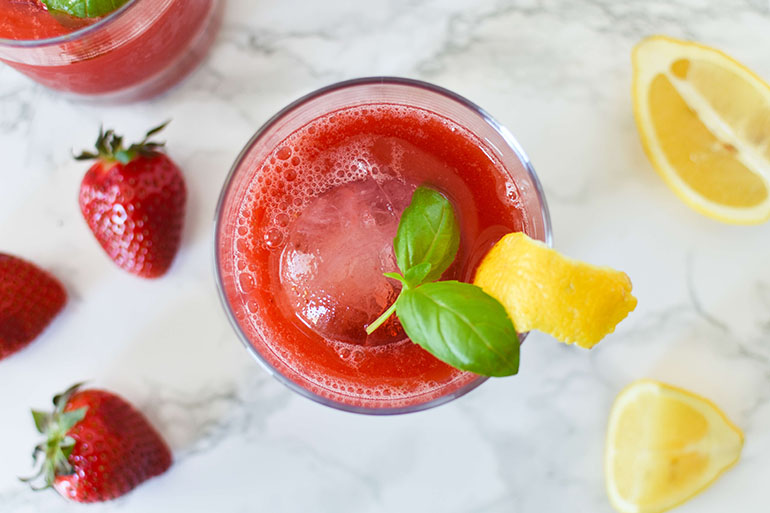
77,122,186,278
0,253,66,360
25,384,172,503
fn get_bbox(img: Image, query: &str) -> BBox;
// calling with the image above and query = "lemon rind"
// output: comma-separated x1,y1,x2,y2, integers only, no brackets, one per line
473,233,637,348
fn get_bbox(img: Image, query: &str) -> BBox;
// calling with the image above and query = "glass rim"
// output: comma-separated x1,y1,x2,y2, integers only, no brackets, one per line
213,76,553,415
0,0,138,47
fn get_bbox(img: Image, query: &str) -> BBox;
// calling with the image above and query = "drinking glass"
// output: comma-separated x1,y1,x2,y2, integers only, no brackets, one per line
215,77,552,414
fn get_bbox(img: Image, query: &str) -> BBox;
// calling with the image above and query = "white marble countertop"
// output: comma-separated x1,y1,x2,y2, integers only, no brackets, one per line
1,1,769,511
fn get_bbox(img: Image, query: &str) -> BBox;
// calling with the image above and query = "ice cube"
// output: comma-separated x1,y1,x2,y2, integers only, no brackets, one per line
279,177,415,345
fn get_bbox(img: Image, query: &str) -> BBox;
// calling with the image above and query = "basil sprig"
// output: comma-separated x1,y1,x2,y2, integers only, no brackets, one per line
367,186,520,377
42,0,129,18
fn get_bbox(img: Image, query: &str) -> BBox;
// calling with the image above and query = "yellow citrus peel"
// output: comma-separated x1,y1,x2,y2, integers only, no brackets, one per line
473,232,636,348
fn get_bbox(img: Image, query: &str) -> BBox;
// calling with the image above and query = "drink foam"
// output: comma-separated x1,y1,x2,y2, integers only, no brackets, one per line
230,104,514,403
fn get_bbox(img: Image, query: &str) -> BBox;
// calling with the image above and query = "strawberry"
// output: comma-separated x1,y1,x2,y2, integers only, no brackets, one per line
0,253,66,360
24,383,172,503
77,122,186,278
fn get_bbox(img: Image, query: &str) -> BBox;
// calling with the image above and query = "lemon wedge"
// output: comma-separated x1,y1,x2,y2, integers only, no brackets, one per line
632,35,770,224
472,232,636,348
606,380,743,513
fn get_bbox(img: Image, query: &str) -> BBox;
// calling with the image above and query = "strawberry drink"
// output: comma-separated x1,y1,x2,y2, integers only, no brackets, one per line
0,1,85,40
215,78,551,413
0,0,223,101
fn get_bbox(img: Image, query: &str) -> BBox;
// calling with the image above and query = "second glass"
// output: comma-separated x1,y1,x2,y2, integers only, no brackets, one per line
0,0,224,102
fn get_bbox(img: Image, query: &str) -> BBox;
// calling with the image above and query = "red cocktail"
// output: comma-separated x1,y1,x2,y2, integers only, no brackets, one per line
0,0,223,102
215,78,551,413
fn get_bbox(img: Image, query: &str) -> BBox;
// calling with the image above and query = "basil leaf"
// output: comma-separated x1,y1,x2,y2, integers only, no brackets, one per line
397,281,519,377
41,0,129,18
394,186,460,285
404,262,431,288
383,272,407,286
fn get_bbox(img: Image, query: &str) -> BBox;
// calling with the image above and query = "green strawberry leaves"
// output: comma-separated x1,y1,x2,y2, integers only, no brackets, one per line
22,384,88,490
366,185,519,377
31,410,51,434
41,0,129,19
75,121,170,165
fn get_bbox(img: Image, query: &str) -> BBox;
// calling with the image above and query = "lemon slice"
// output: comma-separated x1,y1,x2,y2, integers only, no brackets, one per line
632,35,770,224
472,232,636,348
606,380,743,513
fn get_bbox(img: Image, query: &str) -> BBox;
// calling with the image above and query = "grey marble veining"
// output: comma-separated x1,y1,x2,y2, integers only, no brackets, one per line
1,1,769,512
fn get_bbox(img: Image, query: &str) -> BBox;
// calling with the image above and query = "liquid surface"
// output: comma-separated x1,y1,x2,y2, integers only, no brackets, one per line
0,1,93,40
224,104,529,408
0,0,218,98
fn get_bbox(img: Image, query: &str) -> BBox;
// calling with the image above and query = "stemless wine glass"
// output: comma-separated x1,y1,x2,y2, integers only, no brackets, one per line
0,0,224,102
215,77,552,414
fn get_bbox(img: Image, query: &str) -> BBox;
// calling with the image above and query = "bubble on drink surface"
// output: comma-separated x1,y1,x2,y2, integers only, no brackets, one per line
263,228,284,249
278,176,415,346
305,373,420,400
276,146,292,160
503,181,523,209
